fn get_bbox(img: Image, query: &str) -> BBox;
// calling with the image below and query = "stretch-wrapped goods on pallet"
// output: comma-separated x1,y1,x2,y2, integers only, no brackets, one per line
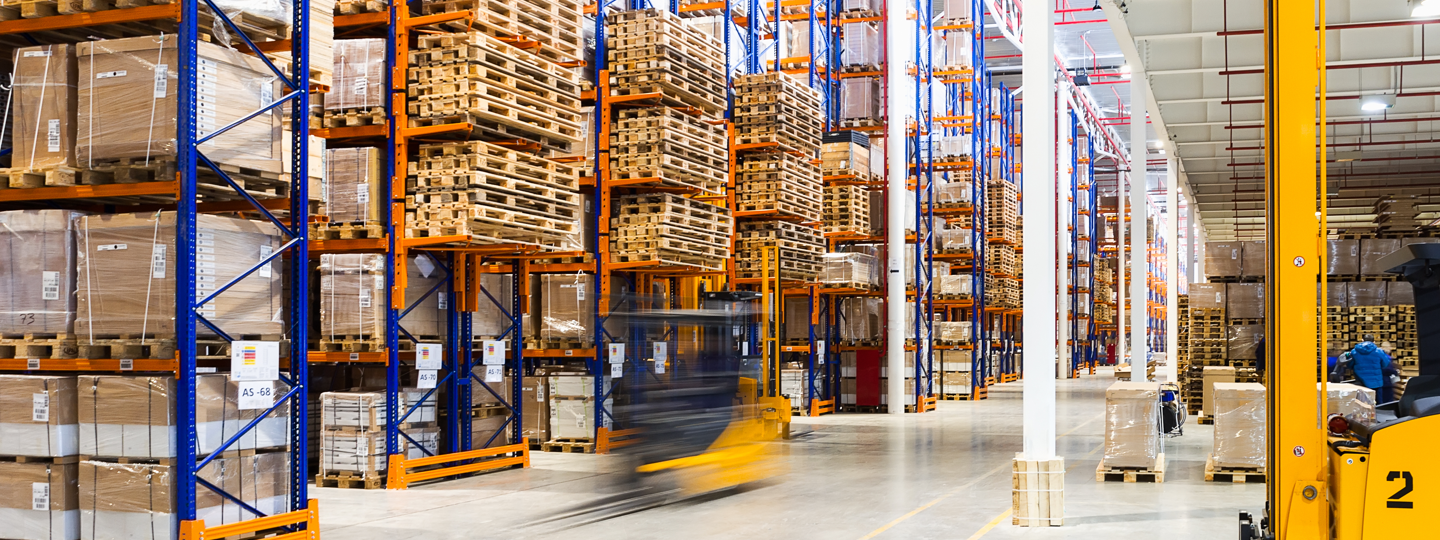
822,252,879,287
75,213,283,338
840,77,880,121
324,147,385,223
80,451,291,540
1102,382,1160,469
11,44,77,171
841,22,880,66
1226,325,1261,360
0,460,78,540
540,274,592,344
0,375,78,457
839,298,882,342
318,254,446,341
0,209,84,334
1347,281,1387,307
1324,383,1376,424
77,36,283,171
1360,238,1402,275
1211,383,1266,469
79,375,290,459
327,38,386,111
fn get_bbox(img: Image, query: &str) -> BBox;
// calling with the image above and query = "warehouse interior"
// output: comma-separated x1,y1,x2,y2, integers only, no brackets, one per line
0,0,1432,538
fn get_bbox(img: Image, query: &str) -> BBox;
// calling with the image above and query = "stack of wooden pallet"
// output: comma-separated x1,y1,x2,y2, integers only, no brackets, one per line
736,221,825,280
405,140,582,248
737,153,822,221
1177,295,1190,373
985,244,1017,276
610,107,728,194
1189,307,1227,367
1395,305,1417,379
734,72,822,150
406,31,583,155
820,132,872,181
823,184,870,236
421,0,585,63
611,193,732,270
986,180,1019,244
607,9,727,113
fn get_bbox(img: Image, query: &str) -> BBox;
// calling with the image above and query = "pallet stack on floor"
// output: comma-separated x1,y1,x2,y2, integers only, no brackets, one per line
733,72,825,281
607,9,732,271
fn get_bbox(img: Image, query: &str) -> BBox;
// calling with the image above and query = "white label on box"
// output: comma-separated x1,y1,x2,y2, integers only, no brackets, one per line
237,380,275,410
41,271,59,300
150,244,166,278
416,369,438,389
32,483,48,511
23,50,50,57
359,287,371,308
654,359,664,374
32,393,48,422
26,359,39,370
482,340,504,365
437,294,446,310
653,342,666,363
576,284,585,301
120,359,133,371
98,244,126,251
260,84,272,106
353,77,368,96
416,343,442,370
231,341,280,381
608,343,624,364
46,119,59,152
356,184,369,203
152,64,168,98
817,340,826,364
258,245,273,278
96,70,126,79
610,363,622,378
484,365,503,383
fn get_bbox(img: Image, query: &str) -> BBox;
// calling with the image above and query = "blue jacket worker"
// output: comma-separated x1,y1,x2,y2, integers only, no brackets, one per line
1332,335,1399,404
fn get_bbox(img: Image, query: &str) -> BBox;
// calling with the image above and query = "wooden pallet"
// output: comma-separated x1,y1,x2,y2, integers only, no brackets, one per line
524,338,589,350
1204,456,1266,483
0,335,79,360
316,472,385,489
0,454,80,464
2,165,81,188
1095,453,1166,483
318,336,386,353
336,0,386,14
322,107,386,128
541,437,595,453
311,221,385,241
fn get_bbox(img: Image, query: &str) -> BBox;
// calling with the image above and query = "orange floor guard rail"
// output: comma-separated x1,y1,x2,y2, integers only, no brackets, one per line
386,440,530,489
179,499,318,540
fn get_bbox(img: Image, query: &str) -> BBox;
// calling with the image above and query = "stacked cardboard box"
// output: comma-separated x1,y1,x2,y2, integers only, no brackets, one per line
0,460,78,540
317,390,434,484
1205,242,1243,277
821,130,872,181
78,375,290,459
324,39,388,128
315,147,386,239
0,375,78,458
821,251,880,290
1210,383,1265,470
548,375,610,441
1100,382,1161,470
0,210,84,336
7,44,77,184
317,254,447,351
80,451,290,537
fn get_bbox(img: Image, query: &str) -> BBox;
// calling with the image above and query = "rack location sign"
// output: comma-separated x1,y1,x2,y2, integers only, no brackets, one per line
482,340,505,365
608,343,625,364
417,343,442,370
231,341,279,381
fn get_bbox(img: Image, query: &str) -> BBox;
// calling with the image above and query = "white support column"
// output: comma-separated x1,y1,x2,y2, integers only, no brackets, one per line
1129,70,1149,380
1164,157,1179,383
1189,192,1201,282
1057,91,1072,376
884,0,908,415
1116,170,1127,365
1021,0,1056,460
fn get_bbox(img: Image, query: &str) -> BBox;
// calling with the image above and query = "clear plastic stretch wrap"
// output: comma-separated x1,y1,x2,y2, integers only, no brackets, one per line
78,375,290,459
1327,239,1360,275
473,273,515,338
840,298,882,342
209,0,294,23
12,44,77,170
944,0,971,21
937,274,972,297
822,251,880,287
1103,382,1160,469
323,147,384,223
936,179,972,206
401,254,446,339
75,212,284,338
77,36,282,171
0,210,85,334
1360,238,1402,275
840,77,879,120
541,273,592,343
936,134,969,158
318,254,385,339
938,227,972,252
0,460,78,540
328,39,386,110
944,28,972,66
80,451,291,539
936,321,971,342
841,22,880,66
1211,383,1266,469
1387,281,1414,306
784,297,811,342
785,22,824,67
1226,324,1261,360
0,375,78,458
1324,382,1377,425
1226,283,1263,319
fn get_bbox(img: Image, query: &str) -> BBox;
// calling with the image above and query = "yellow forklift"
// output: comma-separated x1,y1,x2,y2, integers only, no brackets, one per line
1239,2,1438,538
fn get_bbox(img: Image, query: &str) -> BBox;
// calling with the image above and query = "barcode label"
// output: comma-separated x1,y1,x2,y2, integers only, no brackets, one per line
98,244,126,251
437,294,446,310
353,77,368,96
46,119,59,152
151,244,167,278
152,64,168,98
120,359,133,371
96,70,126,79
23,50,50,57
360,288,371,308
41,271,59,300
32,483,48,511
32,393,48,422
356,185,369,203
258,245,273,278
26,359,39,370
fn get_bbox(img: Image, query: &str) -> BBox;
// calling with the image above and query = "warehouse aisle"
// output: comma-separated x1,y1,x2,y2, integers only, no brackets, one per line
316,368,1262,539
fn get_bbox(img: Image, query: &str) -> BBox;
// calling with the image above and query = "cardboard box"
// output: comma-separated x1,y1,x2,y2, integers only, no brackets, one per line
75,213,284,338
471,413,511,448
1226,283,1264,319
1206,242,1243,277
472,273,515,338
548,375,591,399
540,274,591,343
78,455,278,538
1102,382,1160,469
1240,241,1266,277
319,430,386,475
1227,325,1262,360
521,376,549,443
550,398,593,440
328,39,386,111
0,461,78,540
11,44,77,170
77,36,282,172
1201,366,1237,417
0,210,84,334
1347,281,1387,307
0,375,78,457
78,374,283,459
323,147,385,222
1324,282,1348,309
318,254,385,338
1360,238,1402,275
1387,281,1414,306
1327,239,1360,275
1324,382,1376,424
1211,383,1266,469
784,298,811,342
319,391,384,432
401,254,445,339
1190,283,1226,310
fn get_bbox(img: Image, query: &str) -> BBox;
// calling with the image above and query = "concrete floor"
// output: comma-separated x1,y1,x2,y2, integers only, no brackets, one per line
316,368,1263,539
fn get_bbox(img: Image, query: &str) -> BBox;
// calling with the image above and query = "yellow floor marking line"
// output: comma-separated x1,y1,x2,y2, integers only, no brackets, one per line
965,508,1014,540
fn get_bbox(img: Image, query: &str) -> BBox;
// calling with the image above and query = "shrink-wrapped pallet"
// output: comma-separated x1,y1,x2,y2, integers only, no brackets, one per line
79,452,290,539
1328,239,1360,275
0,461,78,540
0,375,77,457
75,213,283,338
840,22,880,66
1211,383,1266,469
936,321,971,343
840,77,880,120
317,253,446,342
1102,382,1159,469
76,36,282,171
78,375,289,459
1226,325,1262,360
1324,382,1376,424
540,274,592,344
11,44,77,171
323,147,385,223
0,210,84,334
327,38,386,111
839,298,882,342
822,252,879,287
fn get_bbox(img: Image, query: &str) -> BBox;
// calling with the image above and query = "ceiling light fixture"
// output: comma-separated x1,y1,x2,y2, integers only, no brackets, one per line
1119,64,1132,79
1413,0,1440,17
1360,93,1396,112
